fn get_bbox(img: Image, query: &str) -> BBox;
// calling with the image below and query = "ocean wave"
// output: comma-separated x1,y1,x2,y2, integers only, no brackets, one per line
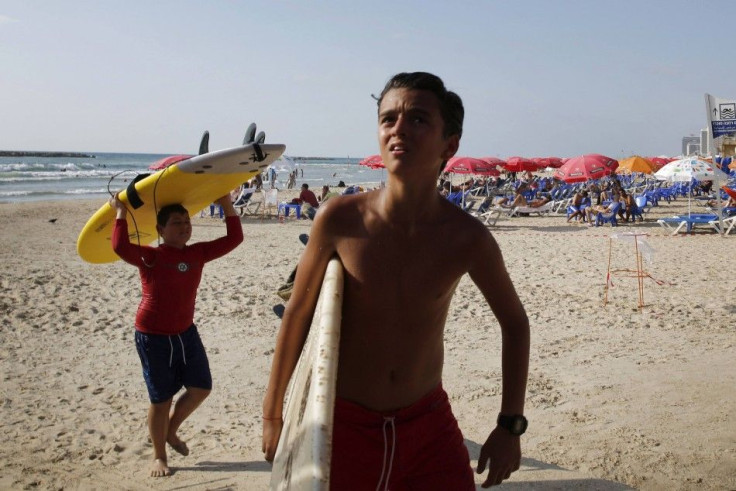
0,161,103,172
0,153,381,203
0,169,125,180
0,188,108,198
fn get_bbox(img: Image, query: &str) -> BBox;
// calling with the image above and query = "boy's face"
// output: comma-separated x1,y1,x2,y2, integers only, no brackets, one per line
157,211,191,249
378,88,459,179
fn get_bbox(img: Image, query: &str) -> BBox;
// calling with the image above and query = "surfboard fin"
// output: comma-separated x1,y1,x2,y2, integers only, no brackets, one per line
255,131,266,144
199,131,210,155
243,123,257,145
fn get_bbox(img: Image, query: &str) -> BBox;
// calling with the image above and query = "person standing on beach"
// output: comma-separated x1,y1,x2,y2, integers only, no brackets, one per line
262,72,529,489
110,193,243,477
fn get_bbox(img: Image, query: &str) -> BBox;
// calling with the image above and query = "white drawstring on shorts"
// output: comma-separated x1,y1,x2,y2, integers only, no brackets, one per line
376,416,396,491
178,334,186,365
168,336,174,367
167,334,187,368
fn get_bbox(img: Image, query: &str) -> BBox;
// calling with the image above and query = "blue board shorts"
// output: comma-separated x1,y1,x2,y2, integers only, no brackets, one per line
135,324,212,403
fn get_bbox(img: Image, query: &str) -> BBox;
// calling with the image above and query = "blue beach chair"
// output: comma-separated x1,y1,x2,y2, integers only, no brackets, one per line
595,202,622,227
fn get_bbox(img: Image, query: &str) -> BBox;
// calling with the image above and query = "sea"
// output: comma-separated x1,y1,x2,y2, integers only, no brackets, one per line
0,152,386,203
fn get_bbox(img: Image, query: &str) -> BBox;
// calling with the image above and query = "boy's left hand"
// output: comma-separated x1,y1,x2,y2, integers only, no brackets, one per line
476,427,521,487
262,418,283,463
215,194,232,207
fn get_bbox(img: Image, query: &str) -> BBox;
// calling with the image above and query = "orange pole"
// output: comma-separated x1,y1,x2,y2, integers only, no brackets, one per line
604,237,612,305
634,236,644,309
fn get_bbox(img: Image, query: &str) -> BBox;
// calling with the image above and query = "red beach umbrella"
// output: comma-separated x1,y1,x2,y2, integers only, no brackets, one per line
532,157,564,169
504,156,538,172
148,154,192,171
359,154,384,169
722,185,736,200
480,156,507,167
648,157,672,171
553,154,619,183
445,156,500,176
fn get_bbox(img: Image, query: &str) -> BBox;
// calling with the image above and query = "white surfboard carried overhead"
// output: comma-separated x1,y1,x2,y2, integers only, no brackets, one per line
270,258,344,491
77,125,284,264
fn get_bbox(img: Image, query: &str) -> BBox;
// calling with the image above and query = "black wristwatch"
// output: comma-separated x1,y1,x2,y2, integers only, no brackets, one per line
497,413,528,435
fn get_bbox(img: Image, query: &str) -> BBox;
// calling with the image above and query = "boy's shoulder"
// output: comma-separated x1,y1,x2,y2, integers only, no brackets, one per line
319,189,376,213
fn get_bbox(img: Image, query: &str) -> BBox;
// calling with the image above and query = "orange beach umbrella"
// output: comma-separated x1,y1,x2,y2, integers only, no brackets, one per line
616,155,655,174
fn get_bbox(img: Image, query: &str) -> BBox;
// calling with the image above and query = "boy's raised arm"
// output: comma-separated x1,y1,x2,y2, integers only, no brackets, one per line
216,194,237,217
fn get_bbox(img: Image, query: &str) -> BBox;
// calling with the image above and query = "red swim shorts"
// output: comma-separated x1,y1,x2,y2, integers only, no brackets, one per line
330,385,474,490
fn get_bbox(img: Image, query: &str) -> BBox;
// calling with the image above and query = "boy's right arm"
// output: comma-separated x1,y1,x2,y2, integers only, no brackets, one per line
261,205,339,462
109,193,127,219
109,193,150,266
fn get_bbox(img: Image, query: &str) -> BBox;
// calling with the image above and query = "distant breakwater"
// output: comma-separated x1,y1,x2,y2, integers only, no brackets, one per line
0,151,95,158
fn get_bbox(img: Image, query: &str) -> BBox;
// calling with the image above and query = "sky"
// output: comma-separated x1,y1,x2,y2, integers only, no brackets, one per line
1,0,735,159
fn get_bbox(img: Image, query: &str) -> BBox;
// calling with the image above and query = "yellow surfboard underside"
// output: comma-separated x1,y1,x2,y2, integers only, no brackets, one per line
77,143,285,264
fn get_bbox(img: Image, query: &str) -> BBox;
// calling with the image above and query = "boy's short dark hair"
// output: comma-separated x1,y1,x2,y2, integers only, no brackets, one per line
157,203,189,227
377,72,464,139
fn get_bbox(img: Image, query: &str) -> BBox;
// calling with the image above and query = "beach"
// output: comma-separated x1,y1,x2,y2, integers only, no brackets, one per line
0,193,734,490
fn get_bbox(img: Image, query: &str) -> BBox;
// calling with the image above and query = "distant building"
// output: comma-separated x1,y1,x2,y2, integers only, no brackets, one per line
682,135,700,155
700,128,709,156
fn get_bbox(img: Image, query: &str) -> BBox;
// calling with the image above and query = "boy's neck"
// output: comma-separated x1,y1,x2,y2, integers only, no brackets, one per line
379,176,442,222
160,240,186,250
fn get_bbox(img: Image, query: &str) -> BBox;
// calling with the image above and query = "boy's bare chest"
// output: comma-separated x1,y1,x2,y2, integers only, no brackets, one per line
337,230,466,298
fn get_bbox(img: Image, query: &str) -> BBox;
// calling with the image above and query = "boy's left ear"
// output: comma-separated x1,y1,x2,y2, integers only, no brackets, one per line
442,134,460,160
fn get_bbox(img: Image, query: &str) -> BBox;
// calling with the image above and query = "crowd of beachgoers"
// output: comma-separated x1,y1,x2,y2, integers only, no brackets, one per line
435,166,736,233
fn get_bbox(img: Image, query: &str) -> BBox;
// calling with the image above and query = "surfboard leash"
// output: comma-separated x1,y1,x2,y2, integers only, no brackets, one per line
107,169,165,267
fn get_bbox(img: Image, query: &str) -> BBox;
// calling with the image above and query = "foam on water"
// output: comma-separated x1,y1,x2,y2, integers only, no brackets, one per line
0,153,384,203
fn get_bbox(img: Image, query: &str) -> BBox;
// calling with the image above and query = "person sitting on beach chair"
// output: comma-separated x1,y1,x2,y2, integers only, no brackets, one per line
495,183,530,209
585,193,620,225
619,190,636,222
566,190,588,222
524,195,551,208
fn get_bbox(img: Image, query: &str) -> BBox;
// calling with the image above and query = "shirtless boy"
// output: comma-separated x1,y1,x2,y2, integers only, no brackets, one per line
262,72,529,489
111,194,243,477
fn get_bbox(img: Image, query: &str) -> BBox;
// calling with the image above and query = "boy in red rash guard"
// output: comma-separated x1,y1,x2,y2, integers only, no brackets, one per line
110,193,242,477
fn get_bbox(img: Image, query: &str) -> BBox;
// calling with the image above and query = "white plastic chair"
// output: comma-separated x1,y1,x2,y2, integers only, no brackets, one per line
262,188,279,217
233,186,261,215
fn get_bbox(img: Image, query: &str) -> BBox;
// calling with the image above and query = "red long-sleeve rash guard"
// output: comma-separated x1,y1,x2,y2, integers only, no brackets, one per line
112,216,243,335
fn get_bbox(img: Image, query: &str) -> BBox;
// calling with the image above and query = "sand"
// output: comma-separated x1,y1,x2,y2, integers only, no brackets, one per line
0,192,734,490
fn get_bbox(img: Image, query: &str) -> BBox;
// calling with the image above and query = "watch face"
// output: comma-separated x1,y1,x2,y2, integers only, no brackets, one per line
512,419,526,433
499,414,528,435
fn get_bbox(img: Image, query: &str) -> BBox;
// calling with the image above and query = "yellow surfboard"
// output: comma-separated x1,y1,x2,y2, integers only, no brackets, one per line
77,142,285,264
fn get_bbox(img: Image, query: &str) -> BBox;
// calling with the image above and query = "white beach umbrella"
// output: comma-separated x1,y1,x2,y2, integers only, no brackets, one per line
265,155,297,187
653,157,727,182
268,155,297,173
654,157,729,216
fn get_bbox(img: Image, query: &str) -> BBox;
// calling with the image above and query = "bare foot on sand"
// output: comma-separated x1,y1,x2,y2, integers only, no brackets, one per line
151,458,171,477
167,435,189,456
